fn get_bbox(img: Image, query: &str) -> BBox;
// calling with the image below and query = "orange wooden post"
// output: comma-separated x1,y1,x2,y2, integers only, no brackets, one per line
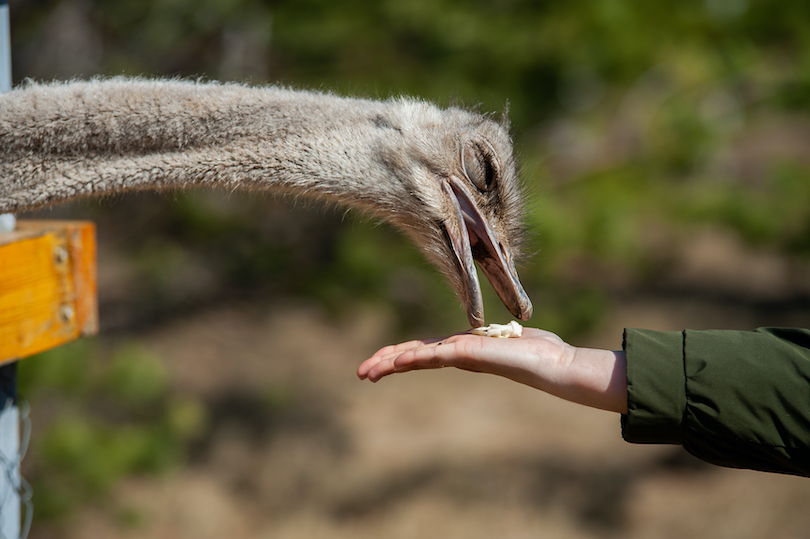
0,220,99,365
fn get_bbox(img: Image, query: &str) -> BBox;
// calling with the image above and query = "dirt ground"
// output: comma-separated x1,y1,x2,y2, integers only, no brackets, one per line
22,203,810,539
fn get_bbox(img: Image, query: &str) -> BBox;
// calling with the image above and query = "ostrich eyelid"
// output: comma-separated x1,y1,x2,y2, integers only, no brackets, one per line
461,139,498,193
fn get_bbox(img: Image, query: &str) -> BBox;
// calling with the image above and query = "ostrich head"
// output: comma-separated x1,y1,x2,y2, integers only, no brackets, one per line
0,78,533,327
367,99,533,327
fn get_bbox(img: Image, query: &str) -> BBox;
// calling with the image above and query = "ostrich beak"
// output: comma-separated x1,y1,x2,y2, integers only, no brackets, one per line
443,176,533,327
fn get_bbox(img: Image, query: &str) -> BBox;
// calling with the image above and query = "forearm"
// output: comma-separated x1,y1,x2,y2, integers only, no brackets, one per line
510,344,627,414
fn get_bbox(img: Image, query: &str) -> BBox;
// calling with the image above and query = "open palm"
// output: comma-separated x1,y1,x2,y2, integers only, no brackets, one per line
357,327,627,414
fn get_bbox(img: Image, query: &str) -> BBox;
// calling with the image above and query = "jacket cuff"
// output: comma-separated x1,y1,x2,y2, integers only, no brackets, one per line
621,328,686,444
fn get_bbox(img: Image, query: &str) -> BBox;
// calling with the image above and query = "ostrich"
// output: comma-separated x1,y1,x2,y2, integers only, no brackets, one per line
0,78,532,327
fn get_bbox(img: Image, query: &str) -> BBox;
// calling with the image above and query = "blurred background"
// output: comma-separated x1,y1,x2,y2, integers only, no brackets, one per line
8,0,810,537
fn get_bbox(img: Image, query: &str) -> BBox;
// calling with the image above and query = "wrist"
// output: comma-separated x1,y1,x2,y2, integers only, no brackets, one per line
567,347,628,414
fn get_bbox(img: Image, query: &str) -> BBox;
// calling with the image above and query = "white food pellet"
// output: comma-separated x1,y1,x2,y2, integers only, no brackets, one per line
470,320,523,338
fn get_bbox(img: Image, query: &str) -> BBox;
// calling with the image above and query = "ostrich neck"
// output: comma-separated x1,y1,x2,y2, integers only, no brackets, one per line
0,79,404,214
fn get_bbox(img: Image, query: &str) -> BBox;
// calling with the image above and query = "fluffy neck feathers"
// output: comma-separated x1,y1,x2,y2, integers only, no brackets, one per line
0,78,452,218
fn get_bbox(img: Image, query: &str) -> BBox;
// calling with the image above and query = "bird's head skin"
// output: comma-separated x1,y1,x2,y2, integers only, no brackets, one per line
370,99,533,327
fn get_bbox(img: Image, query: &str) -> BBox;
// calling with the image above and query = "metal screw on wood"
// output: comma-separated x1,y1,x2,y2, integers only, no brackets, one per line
53,246,68,264
58,304,74,324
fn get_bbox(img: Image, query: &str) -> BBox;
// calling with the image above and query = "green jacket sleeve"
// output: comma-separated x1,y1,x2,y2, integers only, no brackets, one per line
622,327,810,477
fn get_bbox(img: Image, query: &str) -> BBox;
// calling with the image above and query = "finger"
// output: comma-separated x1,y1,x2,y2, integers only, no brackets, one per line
362,354,403,382
357,354,384,379
366,356,446,382
357,337,447,379
357,342,419,379
388,335,501,376
392,341,452,370
365,341,458,382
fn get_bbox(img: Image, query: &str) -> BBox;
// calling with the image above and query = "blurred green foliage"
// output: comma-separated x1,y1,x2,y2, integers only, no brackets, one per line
18,341,206,520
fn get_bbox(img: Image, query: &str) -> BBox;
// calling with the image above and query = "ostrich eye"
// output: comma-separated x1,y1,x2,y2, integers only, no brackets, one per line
462,142,497,193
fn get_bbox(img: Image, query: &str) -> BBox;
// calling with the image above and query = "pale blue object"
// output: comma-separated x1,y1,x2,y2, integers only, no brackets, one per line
0,3,22,539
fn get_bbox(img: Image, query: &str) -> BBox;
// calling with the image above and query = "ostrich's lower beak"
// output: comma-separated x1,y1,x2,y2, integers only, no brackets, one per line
443,177,533,327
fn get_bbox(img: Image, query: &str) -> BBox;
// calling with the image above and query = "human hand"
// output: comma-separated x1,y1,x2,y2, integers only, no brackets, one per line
357,328,627,414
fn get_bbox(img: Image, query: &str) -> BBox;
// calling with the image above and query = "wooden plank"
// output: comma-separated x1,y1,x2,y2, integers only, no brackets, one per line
0,221,98,364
